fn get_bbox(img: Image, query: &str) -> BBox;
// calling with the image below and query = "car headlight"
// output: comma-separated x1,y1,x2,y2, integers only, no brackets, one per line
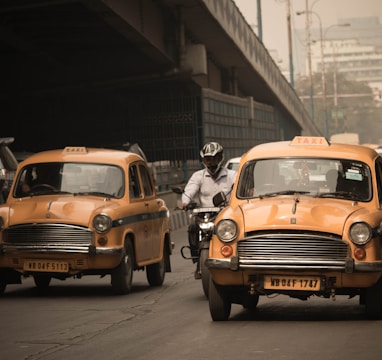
93,214,112,233
215,219,238,242
349,222,372,245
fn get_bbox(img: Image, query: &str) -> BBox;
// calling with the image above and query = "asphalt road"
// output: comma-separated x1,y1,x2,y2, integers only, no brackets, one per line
1,226,382,360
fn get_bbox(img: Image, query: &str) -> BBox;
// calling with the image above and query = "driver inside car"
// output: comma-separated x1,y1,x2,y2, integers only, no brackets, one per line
21,164,57,193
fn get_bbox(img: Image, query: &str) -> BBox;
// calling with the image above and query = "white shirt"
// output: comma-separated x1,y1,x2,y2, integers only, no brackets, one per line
182,167,237,207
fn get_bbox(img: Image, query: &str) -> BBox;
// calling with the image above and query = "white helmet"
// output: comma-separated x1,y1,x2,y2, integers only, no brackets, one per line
200,142,224,176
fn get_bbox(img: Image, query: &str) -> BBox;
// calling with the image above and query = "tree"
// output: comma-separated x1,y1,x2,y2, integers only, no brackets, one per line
294,71,382,144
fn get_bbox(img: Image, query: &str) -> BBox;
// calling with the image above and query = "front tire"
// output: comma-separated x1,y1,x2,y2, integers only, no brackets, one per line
111,240,134,295
0,281,6,295
242,293,259,310
200,249,210,298
209,276,231,321
33,275,51,290
146,244,166,286
365,277,382,319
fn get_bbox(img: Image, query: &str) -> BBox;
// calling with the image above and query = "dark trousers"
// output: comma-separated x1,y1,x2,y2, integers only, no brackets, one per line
187,222,199,264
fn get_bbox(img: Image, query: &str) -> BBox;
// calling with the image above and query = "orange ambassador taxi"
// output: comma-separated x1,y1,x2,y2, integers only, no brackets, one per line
0,147,172,295
207,136,382,321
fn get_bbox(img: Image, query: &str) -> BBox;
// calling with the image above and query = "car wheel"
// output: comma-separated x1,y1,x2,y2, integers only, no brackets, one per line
146,244,166,286
33,275,51,290
0,281,6,295
242,293,259,310
209,276,231,321
200,249,210,298
365,277,382,319
111,240,134,295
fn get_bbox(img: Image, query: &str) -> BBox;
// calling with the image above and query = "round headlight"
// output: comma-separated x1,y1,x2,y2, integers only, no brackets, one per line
93,214,112,233
349,222,372,245
215,219,238,242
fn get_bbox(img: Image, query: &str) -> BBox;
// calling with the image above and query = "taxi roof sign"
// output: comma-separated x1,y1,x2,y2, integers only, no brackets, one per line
290,136,329,146
63,146,88,154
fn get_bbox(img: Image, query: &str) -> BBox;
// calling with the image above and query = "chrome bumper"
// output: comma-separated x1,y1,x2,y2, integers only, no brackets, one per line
206,257,382,273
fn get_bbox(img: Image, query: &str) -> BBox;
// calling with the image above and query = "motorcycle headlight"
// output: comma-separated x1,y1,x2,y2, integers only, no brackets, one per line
199,222,215,231
93,214,112,233
349,222,372,245
215,219,238,243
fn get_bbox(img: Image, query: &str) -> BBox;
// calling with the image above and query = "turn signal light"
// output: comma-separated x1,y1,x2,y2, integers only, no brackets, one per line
354,247,366,260
221,245,233,257
98,237,108,246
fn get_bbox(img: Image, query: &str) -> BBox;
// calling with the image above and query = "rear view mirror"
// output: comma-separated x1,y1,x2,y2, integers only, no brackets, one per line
213,191,226,207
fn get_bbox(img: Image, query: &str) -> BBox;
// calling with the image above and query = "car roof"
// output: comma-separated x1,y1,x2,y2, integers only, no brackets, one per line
19,147,146,167
242,137,378,164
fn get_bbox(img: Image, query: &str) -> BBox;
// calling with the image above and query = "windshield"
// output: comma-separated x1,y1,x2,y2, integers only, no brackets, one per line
237,158,372,202
13,162,124,198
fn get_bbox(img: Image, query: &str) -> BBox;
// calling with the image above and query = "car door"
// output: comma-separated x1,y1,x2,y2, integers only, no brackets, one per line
138,163,161,259
128,163,153,262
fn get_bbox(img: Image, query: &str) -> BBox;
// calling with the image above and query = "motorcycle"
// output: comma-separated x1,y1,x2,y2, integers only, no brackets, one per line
172,187,226,298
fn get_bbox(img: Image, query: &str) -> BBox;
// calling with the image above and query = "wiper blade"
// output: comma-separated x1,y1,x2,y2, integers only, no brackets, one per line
29,190,71,196
316,191,354,199
259,190,309,199
75,191,114,198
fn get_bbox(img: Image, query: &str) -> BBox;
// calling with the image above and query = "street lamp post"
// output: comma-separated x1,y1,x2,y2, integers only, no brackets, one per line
305,6,314,121
286,0,294,87
296,9,327,136
324,24,351,133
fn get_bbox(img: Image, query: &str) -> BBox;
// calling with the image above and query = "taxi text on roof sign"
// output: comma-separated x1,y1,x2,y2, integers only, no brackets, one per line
62,147,88,154
290,136,330,146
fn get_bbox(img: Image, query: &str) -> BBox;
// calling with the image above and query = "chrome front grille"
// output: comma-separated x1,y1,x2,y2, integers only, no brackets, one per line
237,232,352,271
2,224,93,253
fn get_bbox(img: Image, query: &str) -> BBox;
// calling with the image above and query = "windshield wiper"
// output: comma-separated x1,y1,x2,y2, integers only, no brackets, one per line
75,191,114,198
29,189,72,196
259,190,309,199
316,191,355,199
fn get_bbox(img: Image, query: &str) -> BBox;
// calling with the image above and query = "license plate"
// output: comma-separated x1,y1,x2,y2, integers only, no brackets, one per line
264,275,320,290
23,259,69,273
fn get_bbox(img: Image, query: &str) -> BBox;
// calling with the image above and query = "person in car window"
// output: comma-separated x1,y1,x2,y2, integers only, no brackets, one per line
180,142,237,279
22,164,57,193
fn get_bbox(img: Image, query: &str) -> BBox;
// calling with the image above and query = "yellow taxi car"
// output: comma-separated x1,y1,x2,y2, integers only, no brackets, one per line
207,136,382,320
0,147,172,294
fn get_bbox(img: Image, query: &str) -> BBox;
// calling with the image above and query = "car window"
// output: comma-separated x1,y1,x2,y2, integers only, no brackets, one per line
14,162,125,198
139,164,153,197
129,165,142,199
375,158,382,206
237,157,372,202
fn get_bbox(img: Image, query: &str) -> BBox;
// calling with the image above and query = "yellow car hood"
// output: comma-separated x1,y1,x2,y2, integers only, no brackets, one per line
240,197,363,234
7,196,117,227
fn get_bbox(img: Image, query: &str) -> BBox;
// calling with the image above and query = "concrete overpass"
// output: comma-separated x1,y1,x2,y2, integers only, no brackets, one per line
0,0,320,175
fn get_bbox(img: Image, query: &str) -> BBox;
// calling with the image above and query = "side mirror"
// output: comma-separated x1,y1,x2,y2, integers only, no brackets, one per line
213,191,226,207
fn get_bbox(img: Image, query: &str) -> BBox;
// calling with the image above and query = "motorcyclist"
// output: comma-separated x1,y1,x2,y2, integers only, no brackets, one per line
181,142,237,279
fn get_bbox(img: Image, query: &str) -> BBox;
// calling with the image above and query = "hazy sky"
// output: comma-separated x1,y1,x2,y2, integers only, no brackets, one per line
233,0,382,63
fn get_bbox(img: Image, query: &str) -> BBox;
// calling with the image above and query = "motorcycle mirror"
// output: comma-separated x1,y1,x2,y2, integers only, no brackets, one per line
213,191,226,207
171,187,183,195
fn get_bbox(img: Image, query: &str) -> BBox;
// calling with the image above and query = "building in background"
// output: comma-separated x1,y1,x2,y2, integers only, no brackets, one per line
295,16,382,93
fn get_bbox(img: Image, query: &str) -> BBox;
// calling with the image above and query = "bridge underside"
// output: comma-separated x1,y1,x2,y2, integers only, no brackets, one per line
0,0,313,163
